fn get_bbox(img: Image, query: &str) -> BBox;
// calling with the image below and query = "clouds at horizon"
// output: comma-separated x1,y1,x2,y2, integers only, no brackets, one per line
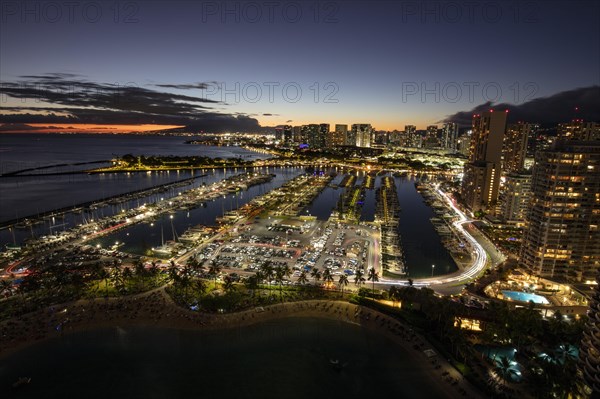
1,74,598,133
0,74,266,132
443,86,600,127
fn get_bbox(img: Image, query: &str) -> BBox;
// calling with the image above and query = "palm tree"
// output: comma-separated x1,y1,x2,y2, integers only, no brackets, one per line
555,343,578,364
275,267,286,299
367,267,379,293
337,274,349,296
354,269,365,288
254,270,265,297
98,267,110,296
322,268,334,286
195,278,208,296
122,266,135,291
178,272,192,301
223,275,235,294
111,266,125,294
310,268,322,286
208,262,222,289
297,270,309,286
168,262,179,285
244,274,260,297
260,262,274,293
495,356,517,382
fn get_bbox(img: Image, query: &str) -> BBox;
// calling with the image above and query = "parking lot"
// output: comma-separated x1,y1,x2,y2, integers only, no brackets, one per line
192,215,379,284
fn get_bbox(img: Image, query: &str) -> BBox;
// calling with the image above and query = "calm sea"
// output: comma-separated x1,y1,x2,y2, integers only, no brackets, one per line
0,133,268,222
0,317,451,399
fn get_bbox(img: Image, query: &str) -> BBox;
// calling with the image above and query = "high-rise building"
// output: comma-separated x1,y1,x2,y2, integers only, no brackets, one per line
404,125,419,148
442,122,458,151
461,111,508,213
300,125,318,144
331,124,348,147
352,124,373,148
283,125,293,144
457,131,471,156
558,120,600,141
292,126,303,143
500,173,532,224
424,125,440,148
305,124,322,148
318,124,330,148
520,140,600,282
580,272,600,395
502,122,531,174
345,125,357,146
274,127,283,142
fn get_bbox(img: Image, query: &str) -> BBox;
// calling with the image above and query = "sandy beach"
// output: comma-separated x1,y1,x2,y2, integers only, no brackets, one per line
0,289,484,398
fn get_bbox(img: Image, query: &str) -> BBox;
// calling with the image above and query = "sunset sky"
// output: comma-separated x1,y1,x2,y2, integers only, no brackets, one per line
1,1,599,132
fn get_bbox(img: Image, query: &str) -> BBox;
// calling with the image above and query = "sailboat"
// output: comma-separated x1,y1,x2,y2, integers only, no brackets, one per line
152,223,172,257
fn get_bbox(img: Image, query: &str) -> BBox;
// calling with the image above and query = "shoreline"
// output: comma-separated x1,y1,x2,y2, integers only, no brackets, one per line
0,289,484,398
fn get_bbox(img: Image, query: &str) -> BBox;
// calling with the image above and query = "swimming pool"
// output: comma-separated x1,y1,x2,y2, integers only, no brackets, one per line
501,290,550,305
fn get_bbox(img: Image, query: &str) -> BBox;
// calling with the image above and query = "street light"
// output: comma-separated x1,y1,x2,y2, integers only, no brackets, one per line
431,264,435,277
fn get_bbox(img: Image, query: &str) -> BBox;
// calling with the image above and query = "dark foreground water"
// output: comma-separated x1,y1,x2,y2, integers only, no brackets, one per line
0,318,449,399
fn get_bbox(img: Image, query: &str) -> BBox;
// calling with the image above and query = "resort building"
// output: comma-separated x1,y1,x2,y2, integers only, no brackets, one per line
500,172,532,224
520,140,600,282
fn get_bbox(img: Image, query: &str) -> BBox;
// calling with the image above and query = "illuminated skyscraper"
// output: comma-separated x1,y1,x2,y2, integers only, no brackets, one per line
461,111,508,213
352,124,373,148
520,140,600,282
424,125,440,148
457,131,471,156
502,122,531,174
274,127,283,142
442,122,458,151
318,124,330,148
292,126,303,143
558,120,599,141
283,125,293,144
306,124,322,148
331,124,348,147
404,125,420,148
500,172,531,224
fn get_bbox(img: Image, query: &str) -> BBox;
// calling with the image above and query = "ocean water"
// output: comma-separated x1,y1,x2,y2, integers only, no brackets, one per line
0,133,268,223
0,317,450,399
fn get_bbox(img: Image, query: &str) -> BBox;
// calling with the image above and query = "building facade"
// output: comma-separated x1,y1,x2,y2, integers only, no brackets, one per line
502,122,531,174
520,140,600,282
500,172,532,223
352,124,373,148
331,124,348,147
442,122,458,151
461,111,508,213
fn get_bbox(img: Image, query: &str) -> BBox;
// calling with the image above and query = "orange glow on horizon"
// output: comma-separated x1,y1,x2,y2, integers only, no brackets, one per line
0,124,185,133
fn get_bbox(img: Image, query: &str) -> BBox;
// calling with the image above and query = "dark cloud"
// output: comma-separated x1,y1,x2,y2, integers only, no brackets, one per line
443,86,600,127
262,113,279,116
286,120,293,123
0,123,37,131
0,74,266,132
153,82,213,90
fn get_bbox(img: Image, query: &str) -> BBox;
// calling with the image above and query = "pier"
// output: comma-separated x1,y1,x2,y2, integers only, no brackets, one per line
375,176,405,275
